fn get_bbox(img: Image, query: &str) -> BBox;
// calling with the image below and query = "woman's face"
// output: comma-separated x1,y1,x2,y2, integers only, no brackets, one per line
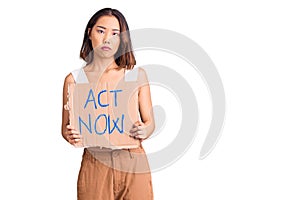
89,15,121,59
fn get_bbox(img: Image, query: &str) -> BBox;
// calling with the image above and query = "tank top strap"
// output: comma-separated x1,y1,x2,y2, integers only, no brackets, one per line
71,67,89,83
124,67,139,82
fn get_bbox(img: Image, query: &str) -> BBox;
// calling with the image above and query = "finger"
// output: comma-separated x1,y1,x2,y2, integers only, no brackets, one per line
129,126,142,133
70,129,80,134
73,138,82,143
129,131,137,137
64,128,79,136
130,130,143,137
70,134,82,139
132,121,144,128
68,135,82,143
66,124,76,130
135,134,147,139
69,137,82,145
64,130,75,138
134,133,147,139
134,121,141,126
129,128,143,135
66,124,73,129
63,131,72,141
129,130,138,137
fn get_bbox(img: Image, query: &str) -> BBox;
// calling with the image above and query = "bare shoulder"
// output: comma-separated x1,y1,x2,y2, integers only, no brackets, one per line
64,73,75,84
138,67,148,80
137,67,149,86
138,67,146,74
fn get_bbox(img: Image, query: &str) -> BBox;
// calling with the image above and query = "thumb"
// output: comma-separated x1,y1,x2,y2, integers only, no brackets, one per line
133,121,144,127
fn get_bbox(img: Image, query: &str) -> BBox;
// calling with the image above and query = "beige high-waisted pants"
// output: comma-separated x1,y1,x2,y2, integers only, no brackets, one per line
77,145,153,200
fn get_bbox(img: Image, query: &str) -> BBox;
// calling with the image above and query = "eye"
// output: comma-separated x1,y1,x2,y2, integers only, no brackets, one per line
97,29,105,34
113,32,119,36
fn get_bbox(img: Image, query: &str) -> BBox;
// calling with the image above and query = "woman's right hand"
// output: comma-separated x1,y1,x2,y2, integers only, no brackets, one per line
63,125,83,147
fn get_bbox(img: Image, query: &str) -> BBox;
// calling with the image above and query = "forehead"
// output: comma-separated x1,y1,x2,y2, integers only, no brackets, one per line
94,15,120,30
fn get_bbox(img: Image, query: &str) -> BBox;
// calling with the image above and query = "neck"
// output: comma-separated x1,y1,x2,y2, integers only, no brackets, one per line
88,56,118,72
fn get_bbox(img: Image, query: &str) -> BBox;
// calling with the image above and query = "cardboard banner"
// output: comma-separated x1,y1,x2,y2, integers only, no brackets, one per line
68,79,141,148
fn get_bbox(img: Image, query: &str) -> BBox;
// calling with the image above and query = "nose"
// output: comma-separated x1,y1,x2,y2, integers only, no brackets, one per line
103,32,111,44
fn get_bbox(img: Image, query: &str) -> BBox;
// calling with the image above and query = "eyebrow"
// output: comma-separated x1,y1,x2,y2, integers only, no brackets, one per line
97,26,120,32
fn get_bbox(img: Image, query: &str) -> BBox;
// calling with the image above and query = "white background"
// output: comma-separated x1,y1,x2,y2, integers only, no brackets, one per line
0,0,300,199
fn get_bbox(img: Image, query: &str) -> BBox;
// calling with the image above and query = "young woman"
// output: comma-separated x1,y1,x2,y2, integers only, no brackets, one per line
61,8,155,200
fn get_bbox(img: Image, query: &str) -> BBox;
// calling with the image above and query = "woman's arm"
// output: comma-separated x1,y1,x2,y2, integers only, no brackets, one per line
130,68,155,140
61,74,82,146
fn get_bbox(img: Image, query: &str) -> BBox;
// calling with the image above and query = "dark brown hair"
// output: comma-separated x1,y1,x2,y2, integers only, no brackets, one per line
80,8,136,69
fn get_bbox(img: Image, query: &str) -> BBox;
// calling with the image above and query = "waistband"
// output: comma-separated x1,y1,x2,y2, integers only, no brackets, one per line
83,147,135,161
82,145,150,173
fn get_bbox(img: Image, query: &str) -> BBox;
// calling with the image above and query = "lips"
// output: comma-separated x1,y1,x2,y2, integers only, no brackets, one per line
101,46,111,51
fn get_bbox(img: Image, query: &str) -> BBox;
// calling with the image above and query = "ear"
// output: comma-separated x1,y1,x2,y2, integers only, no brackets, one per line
88,28,91,39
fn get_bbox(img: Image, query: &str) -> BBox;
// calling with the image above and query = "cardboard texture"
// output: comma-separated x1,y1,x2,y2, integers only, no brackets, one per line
68,77,141,148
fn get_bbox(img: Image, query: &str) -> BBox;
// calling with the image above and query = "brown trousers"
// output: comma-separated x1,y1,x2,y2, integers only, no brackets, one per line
77,146,153,200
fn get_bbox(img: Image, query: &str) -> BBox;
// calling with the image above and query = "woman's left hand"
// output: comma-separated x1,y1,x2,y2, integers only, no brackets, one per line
129,121,148,140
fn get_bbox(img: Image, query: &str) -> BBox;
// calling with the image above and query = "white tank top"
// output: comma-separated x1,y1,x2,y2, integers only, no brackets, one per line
71,67,138,83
